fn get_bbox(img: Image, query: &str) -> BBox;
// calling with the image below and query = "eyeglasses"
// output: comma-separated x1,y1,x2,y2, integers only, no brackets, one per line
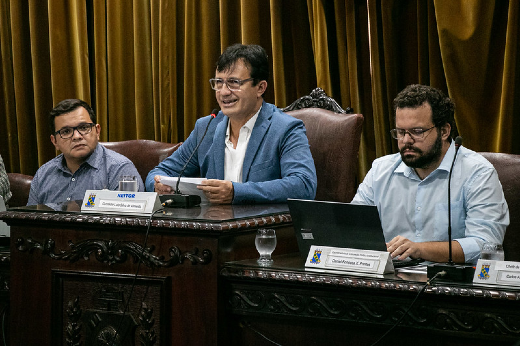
390,126,436,140
209,77,254,91
54,123,95,139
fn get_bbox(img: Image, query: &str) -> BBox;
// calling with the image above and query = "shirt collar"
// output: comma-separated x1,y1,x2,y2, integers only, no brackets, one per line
225,105,262,138
58,143,102,174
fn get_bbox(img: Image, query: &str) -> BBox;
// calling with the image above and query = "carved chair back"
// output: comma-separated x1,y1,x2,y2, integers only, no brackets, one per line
283,88,363,202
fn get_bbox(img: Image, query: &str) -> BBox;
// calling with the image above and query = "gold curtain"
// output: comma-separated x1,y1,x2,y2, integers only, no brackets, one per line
1,0,519,184
368,0,520,158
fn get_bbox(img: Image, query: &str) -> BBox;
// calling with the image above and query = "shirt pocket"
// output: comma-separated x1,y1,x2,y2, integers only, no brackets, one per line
434,200,465,241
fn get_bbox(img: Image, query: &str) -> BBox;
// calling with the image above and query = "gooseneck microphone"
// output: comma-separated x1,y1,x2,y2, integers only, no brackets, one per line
447,135,463,264
427,136,475,282
162,108,219,208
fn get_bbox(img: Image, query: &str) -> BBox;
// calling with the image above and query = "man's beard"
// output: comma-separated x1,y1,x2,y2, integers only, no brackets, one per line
400,131,443,169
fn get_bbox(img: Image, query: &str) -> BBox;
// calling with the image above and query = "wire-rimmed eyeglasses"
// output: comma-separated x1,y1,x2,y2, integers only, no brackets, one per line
209,77,254,91
390,126,436,140
54,123,95,139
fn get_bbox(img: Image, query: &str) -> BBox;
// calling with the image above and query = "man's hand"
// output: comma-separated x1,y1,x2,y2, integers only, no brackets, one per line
386,235,421,260
387,235,466,263
154,175,173,194
197,179,234,204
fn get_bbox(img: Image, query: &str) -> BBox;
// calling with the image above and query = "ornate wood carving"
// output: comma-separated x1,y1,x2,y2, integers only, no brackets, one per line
223,266,520,339
221,266,520,300
282,87,354,114
0,210,291,231
0,252,9,264
139,303,157,346
16,237,212,267
230,287,520,336
62,283,163,345
66,296,82,346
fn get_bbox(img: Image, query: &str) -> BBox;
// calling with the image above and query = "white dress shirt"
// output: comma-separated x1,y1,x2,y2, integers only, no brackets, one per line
224,108,261,182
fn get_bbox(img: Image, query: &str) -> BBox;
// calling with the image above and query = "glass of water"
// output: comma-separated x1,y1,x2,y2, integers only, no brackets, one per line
118,175,138,192
255,229,277,266
481,242,505,261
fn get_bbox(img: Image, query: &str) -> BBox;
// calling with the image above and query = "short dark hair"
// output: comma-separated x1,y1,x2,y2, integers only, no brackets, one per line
50,99,96,134
393,84,457,140
216,43,269,88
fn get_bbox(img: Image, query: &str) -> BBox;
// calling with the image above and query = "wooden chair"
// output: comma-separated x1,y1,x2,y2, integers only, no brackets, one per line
101,139,181,184
6,173,33,207
283,88,363,202
480,152,520,262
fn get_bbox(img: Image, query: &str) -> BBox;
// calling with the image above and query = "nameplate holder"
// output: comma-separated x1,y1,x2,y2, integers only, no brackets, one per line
81,190,162,215
305,245,394,274
473,259,520,287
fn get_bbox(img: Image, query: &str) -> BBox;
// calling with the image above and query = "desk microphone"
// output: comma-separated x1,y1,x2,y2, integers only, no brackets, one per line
427,136,475,282
162,108,219,208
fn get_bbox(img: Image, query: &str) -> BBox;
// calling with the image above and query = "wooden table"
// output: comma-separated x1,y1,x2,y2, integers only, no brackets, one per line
221,254,520,346
0,202,296,345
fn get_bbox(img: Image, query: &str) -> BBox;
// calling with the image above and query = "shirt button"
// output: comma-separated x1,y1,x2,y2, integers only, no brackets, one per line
417,206,421,211
72,178,76,181
67,197,71,201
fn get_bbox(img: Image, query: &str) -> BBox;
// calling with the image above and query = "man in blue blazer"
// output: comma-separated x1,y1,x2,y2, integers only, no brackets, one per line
146,44,317,204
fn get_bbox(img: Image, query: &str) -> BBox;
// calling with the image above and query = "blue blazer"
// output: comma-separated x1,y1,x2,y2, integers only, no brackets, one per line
146,102,317,203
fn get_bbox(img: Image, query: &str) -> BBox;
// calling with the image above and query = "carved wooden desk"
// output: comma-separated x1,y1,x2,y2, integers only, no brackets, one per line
221,254,520,346
0,202,295,345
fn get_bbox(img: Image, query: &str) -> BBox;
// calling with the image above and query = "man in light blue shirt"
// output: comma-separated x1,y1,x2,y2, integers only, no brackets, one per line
352,84,509,264
28,99,144,205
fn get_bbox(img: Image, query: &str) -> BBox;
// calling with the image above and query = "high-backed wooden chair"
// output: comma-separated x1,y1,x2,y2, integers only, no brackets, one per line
480,152,520,262
283,88,363,202
101,139,181,183
6,173,32,207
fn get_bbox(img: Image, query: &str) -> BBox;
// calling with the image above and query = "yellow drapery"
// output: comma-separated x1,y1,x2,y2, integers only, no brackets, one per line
1,0,519,185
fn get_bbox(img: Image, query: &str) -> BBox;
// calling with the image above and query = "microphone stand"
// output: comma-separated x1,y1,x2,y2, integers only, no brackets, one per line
427,136,475,282
161,109,218,208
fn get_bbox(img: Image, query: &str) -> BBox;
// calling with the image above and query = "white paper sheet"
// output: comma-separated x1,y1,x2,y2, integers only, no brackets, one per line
159,176,208,202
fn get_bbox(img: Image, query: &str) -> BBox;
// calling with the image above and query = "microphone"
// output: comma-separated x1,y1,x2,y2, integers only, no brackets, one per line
427,136,475,282
161,108,219,208
447,136,463,264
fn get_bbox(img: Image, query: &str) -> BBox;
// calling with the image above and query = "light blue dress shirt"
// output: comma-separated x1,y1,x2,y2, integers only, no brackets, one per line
352,141,509,263
28,144,144,205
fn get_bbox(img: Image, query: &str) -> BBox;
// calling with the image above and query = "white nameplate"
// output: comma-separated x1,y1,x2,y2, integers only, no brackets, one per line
473,259,520,287
80,190,162,215
304,245,394,274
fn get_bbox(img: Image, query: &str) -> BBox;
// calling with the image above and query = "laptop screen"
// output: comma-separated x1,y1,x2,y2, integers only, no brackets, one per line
287,199,387,258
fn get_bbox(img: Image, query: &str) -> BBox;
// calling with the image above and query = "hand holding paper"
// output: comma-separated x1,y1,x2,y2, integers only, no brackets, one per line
197,179,234,204
158,176,208,202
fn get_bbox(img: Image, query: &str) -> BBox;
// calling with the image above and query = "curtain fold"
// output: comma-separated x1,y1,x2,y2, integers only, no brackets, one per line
0,0,519,187
0,0,18,172
435,0,518,153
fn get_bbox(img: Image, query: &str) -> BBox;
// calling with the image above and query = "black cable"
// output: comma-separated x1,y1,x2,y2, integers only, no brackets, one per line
369,270,446,346
1,302,7,346
240,319,283,346
109,207,164,345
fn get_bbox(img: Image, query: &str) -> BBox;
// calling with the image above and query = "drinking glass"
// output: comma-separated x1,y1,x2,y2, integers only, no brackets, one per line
481,242,505,261
255,229,277,265
118,175,138,192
